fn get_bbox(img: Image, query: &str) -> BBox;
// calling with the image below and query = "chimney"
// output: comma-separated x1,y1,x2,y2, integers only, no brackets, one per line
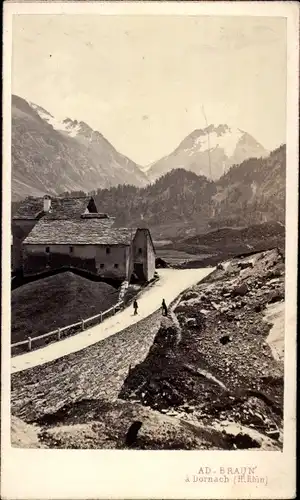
43,195,51,212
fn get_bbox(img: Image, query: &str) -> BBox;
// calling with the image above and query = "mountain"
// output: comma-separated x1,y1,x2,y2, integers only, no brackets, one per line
146,124,269,181
11,96,272,202
93,169,216,233
212,143,286,228
11,94,284,237
12,144,285,240
11,95,148,201
90,144,285,240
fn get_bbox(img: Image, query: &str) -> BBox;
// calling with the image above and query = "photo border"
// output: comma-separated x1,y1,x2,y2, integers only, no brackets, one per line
1,2,298,499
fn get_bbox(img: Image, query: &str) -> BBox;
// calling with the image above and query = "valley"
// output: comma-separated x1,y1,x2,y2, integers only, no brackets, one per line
7,11,294,498
10,94,286,452
11,249,285,450
12,144,285,242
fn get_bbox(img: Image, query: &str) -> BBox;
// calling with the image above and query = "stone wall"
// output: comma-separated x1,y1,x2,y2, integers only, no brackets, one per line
23,243,130,280
12,220,38,271
132,229,156,282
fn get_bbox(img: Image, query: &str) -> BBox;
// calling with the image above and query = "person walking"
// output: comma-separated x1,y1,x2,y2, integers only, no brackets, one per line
133,299,138,315
162,298,168,316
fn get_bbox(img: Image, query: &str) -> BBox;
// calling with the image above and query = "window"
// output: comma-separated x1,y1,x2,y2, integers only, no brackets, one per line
69,246,74,254
106,247,111,254
114,263,119,269
138,248,143,255
100,264,104,269
45,246,50,253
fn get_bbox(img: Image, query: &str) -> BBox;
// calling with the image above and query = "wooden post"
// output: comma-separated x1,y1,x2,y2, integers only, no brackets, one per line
57,328,61,341
81,319,85,331
100,312,103,323
113,306,116,315
28,337,32,351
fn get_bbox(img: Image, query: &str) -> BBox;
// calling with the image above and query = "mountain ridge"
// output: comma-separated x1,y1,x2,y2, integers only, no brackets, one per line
87,144,285,239
11,95,148,201
11,94,282,231
12,144,285,241
146,124,269,182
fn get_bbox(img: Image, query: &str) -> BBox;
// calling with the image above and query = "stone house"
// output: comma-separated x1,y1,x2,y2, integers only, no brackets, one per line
13,195,156,283
12,195,99,272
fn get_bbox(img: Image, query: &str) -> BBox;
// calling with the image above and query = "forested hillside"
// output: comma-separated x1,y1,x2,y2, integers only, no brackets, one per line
12,145,286,240
92,145,286,238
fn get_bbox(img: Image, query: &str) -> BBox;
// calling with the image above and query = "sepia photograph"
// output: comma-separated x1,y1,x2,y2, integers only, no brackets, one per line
1,2,298,499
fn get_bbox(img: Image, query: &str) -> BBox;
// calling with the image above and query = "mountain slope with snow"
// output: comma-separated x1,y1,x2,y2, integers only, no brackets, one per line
29,103,83,138
11,95,148,201
146,124,268,181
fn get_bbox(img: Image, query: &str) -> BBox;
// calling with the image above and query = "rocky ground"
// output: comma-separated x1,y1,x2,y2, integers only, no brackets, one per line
11,248,285,450
11,397,279,451
11,311,162,421
120,248,285,448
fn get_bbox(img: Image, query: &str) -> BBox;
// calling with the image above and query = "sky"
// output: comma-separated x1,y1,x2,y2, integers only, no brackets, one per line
12,15,287,165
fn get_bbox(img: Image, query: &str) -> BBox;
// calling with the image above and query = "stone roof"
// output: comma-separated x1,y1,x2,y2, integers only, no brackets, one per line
80,213,111,219
44,197,96,220
13,196,96,220
13,198,45,220
23,219,137,245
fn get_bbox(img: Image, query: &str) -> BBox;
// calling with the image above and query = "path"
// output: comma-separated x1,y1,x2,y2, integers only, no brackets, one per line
11,267,213,374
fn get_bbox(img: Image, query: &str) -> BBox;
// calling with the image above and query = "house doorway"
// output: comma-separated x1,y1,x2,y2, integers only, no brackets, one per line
130,263,146,283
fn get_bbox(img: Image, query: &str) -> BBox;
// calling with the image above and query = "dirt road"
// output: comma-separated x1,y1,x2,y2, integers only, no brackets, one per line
11,267,213,374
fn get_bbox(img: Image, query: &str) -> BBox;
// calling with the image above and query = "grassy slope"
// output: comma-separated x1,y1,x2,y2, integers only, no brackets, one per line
157,221,285,267
11,272,119,343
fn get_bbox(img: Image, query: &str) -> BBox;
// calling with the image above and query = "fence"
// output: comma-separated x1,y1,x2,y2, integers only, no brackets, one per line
11,274,160,356
11,300,124,355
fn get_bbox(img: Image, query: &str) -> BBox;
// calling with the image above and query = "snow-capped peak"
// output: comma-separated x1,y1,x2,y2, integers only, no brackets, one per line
147,123,269,182
29,102,81,138
184,124,244,158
